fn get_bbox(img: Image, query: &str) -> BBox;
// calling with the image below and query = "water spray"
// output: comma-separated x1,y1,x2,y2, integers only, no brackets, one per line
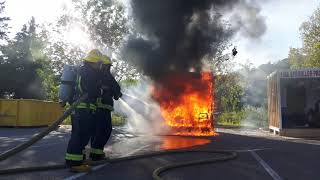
117,97,151,133
0,93,237,179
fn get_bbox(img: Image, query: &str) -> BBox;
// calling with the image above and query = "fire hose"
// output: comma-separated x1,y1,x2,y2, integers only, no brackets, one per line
0,94,237,180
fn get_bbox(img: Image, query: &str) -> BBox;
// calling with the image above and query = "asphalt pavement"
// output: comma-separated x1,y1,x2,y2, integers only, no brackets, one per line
0,126,319,180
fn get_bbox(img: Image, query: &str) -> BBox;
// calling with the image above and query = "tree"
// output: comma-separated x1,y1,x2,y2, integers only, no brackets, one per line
63,0,137,80
42,0,135,81
258,58,290,74
215,73,244,113
78,0,128,50
239,58,290,108
45,39,85,75
288,48,306,68
288,6,320,68
0,18,46,99
300,8,320,56
0,1,9,40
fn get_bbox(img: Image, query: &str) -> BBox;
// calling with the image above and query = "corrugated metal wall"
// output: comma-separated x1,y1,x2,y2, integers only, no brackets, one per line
268,73,280,128
0,99,64,127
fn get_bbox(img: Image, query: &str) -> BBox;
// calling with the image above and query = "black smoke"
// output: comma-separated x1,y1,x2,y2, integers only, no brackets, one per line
122,0,266,81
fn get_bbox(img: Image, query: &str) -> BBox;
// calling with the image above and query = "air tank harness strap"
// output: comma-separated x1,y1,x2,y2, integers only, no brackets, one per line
96,98,114,111
76,102,97,111
76,75,83,94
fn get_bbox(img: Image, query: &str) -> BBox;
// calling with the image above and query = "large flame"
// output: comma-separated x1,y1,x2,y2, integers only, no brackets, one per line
152,72,216,136
161,136,211,150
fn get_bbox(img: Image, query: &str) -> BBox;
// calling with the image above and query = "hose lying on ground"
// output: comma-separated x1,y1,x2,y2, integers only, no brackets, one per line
0,149,237,180
0,93,238,179
0,94,88,161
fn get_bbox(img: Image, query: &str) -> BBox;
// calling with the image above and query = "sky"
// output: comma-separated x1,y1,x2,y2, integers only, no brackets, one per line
4,0,68,34
3,0,320,66
233,0,319,66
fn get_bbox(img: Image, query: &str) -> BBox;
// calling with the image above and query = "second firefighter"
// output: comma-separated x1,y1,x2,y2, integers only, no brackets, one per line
90,55,122,161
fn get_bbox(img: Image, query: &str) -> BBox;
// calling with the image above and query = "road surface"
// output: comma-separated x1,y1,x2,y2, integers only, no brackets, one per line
0,126,319,180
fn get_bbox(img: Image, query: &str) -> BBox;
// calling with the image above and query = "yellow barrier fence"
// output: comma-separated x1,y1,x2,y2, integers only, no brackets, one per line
0,99,64,127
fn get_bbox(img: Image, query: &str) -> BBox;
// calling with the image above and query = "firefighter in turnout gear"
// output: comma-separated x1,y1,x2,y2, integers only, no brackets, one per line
65,49,104,172
90,55,122,161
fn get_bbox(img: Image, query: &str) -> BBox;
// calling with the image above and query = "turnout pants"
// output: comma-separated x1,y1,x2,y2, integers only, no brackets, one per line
90,109,112,160
65,108,95,166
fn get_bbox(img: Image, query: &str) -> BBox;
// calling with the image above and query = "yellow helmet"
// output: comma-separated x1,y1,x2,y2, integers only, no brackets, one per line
102,55,112,65
83,49,104,63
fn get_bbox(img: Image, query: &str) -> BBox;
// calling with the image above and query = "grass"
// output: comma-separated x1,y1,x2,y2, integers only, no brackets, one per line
62,116,72,125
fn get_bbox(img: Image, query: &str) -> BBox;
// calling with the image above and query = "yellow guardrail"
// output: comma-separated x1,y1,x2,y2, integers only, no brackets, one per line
0,99,64,127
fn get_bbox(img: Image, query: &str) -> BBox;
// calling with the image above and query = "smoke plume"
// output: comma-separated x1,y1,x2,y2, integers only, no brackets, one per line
228,0,266,39
122,0,266,81
118,0,267,134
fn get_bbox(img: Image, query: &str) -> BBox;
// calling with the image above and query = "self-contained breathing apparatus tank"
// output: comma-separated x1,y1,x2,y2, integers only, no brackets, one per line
59,65,78,105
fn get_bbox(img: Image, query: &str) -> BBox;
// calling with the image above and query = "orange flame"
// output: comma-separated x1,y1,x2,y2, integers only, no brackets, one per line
161,136,211,150
152,72,216,136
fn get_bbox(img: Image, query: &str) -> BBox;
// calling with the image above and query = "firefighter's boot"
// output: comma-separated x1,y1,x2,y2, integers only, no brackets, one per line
69,164,92,173
89,153,106,161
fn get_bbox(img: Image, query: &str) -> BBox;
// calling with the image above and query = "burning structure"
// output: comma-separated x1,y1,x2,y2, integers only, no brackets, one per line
121,0,266,136
152,72,215,136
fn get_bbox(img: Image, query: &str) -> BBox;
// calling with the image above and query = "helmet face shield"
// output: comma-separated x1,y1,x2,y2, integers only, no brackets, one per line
97,61,104,70
100,63,111,74
83,50,112,73
102,55,112,65
86,60,103,71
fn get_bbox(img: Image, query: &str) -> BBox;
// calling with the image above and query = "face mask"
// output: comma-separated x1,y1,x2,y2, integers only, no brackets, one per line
97,61,103,71
102,65,111,74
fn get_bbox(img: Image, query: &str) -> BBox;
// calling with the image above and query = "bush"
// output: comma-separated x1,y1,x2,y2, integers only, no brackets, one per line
242,106,268,128
111,113,127,126
216,106,268,128
216,111,245,126
62,116,71,125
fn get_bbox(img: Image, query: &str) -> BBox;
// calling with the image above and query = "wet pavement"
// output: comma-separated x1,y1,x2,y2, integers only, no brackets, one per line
0,126,319,180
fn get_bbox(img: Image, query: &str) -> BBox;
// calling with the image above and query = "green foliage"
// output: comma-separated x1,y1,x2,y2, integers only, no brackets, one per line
300,8,320,55
52,0,138,80
62,115,72,125
238,59,290,108
0,17,63,101
216,59,289,127
288,48,307,68
111,113,127,126
58,0,128,50
288,7,320,68
0,1,9,40
215,73,244,112
80,0,128,49
216,111,244,126
259,58,290,74
45,40,85,75
75,0,137,80
0,18,46,99
120,78,139,88
29,21,61,101
216,106,268,128
242,106,268,127
0,0,137,100
37,65,59,101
